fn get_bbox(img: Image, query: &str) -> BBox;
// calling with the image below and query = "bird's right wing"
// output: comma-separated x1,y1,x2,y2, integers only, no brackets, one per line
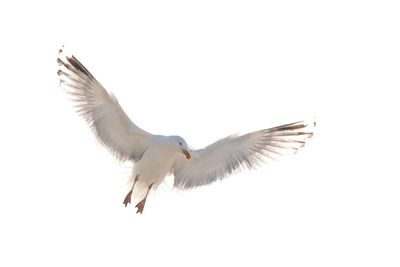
57,48,153,161
173,121,314,189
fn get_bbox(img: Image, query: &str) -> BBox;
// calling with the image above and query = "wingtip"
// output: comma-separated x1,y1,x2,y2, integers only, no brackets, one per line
58,45,73,59
301,118,316,130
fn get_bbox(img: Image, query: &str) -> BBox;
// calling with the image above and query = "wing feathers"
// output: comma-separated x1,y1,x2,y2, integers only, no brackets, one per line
57,47,152,161
173,120,314,189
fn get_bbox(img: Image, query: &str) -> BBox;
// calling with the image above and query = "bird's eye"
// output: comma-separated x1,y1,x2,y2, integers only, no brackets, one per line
179,142,182,146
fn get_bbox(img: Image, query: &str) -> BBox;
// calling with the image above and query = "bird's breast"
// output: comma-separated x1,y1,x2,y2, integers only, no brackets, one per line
134,142,176,182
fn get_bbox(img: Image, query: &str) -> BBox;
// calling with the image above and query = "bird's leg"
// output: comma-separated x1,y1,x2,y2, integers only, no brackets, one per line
123,175,139,207
135,183,154,214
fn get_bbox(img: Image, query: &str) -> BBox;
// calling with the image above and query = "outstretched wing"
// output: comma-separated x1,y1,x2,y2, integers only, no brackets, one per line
173,121,314,189
57,47,152,161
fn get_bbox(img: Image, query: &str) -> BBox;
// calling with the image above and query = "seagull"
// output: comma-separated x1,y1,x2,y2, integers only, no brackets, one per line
57,47,314,214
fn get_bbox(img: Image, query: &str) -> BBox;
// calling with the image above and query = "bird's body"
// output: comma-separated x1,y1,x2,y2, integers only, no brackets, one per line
57,47,314,213
131,136,182,193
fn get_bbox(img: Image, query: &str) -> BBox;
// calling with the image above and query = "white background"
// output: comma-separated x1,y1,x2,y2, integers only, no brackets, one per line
1,1,399,266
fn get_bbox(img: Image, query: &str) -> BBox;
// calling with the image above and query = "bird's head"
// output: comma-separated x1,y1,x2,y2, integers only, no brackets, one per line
170,136,191,160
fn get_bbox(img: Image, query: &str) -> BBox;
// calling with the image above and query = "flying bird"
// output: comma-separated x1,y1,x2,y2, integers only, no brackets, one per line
57,47,314,214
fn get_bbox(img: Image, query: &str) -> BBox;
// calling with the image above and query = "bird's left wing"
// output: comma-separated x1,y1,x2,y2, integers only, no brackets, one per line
172,121,314,189
57,48,153,161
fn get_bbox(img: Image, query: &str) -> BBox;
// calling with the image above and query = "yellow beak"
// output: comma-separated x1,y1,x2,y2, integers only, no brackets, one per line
182,149,191,160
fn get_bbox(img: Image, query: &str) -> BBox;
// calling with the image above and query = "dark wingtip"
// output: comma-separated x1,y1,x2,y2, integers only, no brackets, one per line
59,45,65,54
66,55,94,79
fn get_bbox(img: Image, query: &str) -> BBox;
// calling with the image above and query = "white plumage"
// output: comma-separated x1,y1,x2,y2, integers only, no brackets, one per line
57,47,314,213
172,124,312,189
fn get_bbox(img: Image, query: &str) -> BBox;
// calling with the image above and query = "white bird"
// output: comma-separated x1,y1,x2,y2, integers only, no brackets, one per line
57,47,314,214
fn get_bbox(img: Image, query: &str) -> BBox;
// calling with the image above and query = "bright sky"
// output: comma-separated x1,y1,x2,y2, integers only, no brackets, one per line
1,1,399,266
